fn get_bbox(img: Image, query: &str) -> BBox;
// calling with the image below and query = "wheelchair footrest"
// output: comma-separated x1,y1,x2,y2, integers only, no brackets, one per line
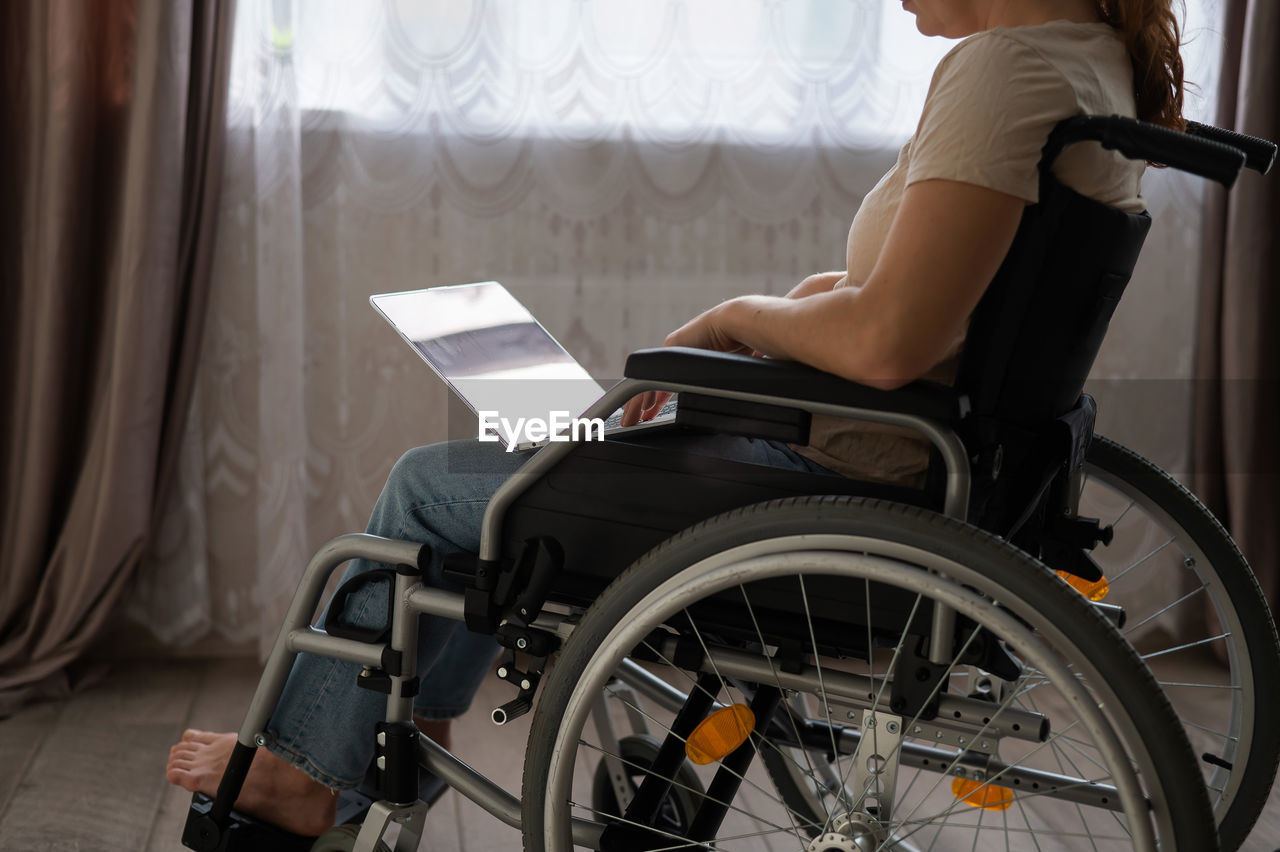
183,771,448,851
183,793,315,852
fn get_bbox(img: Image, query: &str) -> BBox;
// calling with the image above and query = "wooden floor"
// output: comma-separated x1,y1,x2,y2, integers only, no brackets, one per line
0,657,1277,851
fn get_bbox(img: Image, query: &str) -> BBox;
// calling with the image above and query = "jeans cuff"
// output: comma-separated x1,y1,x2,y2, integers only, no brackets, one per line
265,734,361,791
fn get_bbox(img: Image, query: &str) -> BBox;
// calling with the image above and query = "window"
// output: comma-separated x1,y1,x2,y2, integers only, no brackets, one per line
231,1,1222,147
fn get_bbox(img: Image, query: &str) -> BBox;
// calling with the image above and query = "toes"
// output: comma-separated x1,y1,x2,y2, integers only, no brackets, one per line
165,766,198,791
169,764,222,796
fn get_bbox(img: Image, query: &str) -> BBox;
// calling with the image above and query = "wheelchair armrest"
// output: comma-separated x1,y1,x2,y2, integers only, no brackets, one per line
624,347,970,424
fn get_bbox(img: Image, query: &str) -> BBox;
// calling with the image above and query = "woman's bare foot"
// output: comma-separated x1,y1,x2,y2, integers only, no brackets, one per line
165,730,337,837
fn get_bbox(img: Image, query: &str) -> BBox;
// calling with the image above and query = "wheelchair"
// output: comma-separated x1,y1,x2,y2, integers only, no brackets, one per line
182,116,1278,852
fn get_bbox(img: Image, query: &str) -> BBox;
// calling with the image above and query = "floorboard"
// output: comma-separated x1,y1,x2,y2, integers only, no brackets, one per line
0,700,60,823
0,662,200,852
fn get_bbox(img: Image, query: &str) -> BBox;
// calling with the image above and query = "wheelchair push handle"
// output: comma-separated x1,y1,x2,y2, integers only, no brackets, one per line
1042,114,1249,188
1187,120,1277,175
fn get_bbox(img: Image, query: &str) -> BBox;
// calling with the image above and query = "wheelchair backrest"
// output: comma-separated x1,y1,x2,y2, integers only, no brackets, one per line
951,115,1257,538
956,176,1149,427
957,114,1255,430
951,169,1149,540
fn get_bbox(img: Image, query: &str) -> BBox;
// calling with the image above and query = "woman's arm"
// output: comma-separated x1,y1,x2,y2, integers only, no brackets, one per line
783,271,847,299
618,271,853,424
660,178,1025,391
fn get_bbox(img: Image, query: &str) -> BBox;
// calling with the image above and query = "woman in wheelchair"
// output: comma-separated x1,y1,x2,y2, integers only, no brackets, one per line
167,0,1264,848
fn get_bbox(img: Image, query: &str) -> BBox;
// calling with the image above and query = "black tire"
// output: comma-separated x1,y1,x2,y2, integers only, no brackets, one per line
590,734,706,838
522,497,1217,851
1084,435,1280,851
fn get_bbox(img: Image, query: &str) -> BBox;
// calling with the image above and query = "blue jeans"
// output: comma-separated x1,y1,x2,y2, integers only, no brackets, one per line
265,433,837,788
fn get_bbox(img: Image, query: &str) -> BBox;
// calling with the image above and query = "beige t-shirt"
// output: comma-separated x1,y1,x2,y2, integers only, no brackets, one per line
793,21,1145,484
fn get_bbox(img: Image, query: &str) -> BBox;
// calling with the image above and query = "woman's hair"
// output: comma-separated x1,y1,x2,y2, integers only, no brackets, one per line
1095,0,1186,130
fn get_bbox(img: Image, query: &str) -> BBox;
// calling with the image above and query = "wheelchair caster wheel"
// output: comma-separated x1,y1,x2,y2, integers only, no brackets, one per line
591,733,705,837
308,823,391,852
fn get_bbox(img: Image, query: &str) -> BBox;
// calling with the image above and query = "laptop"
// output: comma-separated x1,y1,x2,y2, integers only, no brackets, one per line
370,282,679,451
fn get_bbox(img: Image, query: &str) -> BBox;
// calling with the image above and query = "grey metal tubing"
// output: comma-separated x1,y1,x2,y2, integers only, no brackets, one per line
405,585,467,621
825,728,1124,812
417,732,605,848
615,658,706,715
947,748,1124,812
647,636,1047,745
617,657,1076,804
598,667,1121,816
927,607,958,666
479,377,972,563
387,571,420,724
237,533,424,745
287,628,385,669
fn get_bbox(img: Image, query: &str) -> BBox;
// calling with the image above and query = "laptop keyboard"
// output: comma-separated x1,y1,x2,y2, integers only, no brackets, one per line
514,399,681,451
603,399,679,429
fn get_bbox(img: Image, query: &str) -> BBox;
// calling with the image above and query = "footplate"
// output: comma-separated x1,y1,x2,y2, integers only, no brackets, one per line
182,793,314,852
182,769,448,852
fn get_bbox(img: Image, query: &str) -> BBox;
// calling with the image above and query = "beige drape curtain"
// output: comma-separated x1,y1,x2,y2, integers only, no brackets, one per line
0,0,235,715
1193,0,1279,610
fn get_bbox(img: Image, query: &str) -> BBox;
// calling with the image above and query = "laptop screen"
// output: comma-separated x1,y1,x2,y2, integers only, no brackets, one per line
370,282,607,438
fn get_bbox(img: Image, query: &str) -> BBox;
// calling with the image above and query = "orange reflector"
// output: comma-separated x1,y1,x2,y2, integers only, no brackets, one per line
1056,569,1110,602
685,704,756,765
951,777,1014,811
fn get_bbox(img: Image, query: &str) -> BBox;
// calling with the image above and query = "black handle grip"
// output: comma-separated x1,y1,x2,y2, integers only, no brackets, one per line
1186,121,1276,175
1043,115,1247,188
492,695,533,725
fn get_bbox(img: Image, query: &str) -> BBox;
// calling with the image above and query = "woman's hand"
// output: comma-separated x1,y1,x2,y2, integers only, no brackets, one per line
617,299,747,426
618,298,757,426
661,299,756,355
619,390,672,426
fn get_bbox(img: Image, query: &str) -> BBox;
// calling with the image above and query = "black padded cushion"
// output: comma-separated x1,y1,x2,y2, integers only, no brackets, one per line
624,347,969,424
957,176,1151,425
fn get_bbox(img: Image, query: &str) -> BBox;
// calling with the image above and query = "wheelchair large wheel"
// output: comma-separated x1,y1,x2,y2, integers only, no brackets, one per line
522,497,1216,851
1078,435,1280,851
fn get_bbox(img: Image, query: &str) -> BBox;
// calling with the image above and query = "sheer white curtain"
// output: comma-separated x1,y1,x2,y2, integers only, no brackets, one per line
128,0,1224,652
